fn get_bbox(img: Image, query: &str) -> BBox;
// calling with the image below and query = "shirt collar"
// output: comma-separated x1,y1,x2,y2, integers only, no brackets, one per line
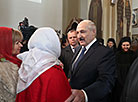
84,38,97,51
70,45,75,53
70,45,74,49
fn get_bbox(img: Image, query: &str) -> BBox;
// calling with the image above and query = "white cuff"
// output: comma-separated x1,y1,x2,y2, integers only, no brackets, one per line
81,89,88,102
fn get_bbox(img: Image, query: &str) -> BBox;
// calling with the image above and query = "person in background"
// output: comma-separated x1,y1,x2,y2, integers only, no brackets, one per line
65,20,116,102
0,27,23,102
130,39,138,57
59,29,79,78
16,27,71,102
61,34,69,49
97,37,104,45
112,37,137,102
18,17,37,53
120,57,138,102
107,38,117,53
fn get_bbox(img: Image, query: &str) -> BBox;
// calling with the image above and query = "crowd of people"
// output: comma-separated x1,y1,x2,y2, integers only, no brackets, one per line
0,18,138,102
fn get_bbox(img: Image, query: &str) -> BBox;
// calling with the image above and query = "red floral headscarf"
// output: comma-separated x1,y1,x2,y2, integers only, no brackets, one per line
0,27,22,67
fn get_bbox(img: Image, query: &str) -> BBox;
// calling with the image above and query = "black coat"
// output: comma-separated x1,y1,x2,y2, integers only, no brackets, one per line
59,45,74,78
112,50,137,102
115,50,137,86
70,41,116,102
121,57,138,102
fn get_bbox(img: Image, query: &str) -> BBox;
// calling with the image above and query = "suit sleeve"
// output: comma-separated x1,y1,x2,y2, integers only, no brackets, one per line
84,49,116,101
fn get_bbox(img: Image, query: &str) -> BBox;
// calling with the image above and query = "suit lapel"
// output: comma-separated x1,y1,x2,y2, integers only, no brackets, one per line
72,41,99,75
71,46,82,64
65,45,74,55
70,46,81,75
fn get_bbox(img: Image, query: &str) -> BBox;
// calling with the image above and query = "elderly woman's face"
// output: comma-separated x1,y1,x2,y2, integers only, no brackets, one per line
121,42,130,52
12,41,23,55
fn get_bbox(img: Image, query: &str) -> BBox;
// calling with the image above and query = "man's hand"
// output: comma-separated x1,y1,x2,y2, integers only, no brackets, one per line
65,89,85,102
59,61,64,69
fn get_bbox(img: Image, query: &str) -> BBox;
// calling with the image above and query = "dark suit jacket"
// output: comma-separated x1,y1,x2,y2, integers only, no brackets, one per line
70,41,116,102
59,45,74,78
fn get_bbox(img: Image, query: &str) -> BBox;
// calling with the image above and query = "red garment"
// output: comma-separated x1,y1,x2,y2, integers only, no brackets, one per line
16,65,71,102
0,27,22,67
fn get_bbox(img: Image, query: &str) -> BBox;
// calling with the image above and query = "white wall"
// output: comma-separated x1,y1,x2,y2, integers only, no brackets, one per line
132,0,138,9
132,0,138,34
0,0,62,31
80,0,88,19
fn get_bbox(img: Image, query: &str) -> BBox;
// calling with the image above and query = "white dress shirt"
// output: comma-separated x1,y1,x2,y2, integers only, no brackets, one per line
80,38,97,102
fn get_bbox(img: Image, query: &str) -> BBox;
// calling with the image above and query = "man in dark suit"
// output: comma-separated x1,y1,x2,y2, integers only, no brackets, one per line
59,30,79,78
65,20,116,102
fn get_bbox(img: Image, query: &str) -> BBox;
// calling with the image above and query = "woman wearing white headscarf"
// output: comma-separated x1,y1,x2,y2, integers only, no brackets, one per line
16,27,71,102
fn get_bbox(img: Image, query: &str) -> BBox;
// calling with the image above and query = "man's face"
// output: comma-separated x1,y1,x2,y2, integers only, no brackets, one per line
107,41,114,48
76,22,96,46
67,31,78,47
121,42,130,52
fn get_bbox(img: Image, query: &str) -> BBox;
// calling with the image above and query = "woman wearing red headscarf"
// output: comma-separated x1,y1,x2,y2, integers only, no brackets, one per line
0,27,23,102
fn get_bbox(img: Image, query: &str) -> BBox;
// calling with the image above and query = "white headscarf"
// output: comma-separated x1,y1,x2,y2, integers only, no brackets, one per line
17,27,61,93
